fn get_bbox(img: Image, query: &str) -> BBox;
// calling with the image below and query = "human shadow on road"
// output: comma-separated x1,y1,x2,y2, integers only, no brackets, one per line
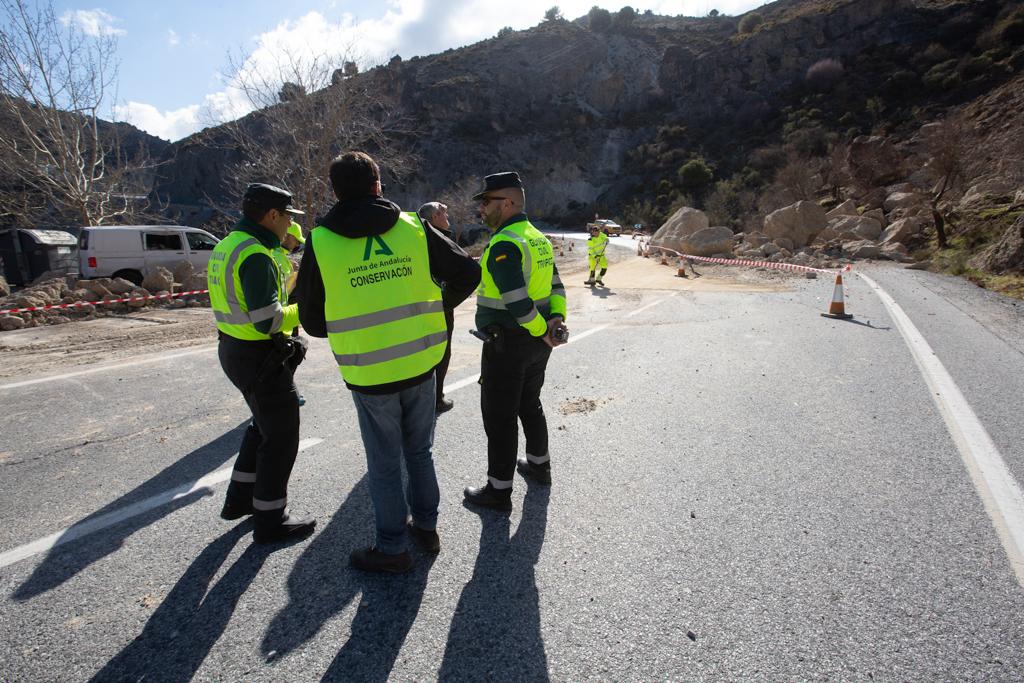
588,286,617,300
262,475,435,682
88,520,269,682
438,483,550,682
13,420,250,601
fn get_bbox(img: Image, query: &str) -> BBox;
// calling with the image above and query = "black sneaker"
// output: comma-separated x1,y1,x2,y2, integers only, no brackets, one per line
463,484,513,511
517,458,552,485
253,512,316,544
407,521,441,553
350,546,413,574
435,398,454,414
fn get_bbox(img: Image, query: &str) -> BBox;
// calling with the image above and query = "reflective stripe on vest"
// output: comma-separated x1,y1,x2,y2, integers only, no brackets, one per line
476,220,555,321
208,231,283,340
315,213,446,386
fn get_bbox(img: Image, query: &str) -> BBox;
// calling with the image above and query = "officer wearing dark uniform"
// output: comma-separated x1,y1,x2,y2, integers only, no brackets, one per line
464,172,569,511
208,183,315,544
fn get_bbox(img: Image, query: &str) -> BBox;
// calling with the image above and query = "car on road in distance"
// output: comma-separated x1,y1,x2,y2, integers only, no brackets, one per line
585,218,623,236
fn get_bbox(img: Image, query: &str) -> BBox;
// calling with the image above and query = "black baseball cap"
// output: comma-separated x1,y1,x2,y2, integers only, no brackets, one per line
472,171,523,200
243,183,305,215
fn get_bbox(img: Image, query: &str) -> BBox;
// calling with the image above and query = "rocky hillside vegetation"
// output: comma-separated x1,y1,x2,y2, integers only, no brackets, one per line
143,0,1022,297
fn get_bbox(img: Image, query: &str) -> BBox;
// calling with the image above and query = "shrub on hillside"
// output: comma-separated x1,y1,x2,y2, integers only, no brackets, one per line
677,159,714,190
588,6,612,31
923,59,961,89
738,13,763,34
613,6,637,31
805,58,844,91
959,54,994,79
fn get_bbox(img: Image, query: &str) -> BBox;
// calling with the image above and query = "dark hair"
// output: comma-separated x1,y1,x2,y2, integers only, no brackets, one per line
329,151,380,200
242,200,270,223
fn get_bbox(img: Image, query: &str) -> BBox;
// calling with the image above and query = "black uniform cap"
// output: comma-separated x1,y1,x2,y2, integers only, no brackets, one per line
243,183,305,215
471,172,523,200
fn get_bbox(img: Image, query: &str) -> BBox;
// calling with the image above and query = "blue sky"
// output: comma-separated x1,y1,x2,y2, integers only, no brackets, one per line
50,0,765,141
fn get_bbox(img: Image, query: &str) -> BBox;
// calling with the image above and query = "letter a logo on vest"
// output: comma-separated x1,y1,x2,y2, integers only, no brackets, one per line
363,235,394,260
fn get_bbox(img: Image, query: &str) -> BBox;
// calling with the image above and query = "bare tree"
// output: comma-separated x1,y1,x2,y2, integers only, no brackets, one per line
0,0,157,227
773,152,819,203
210,45,415,232
437,176,485,244
923,114,979,249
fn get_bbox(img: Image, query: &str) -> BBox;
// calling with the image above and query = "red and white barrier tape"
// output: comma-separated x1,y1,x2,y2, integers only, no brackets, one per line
0,289,210,316
643,243,851,276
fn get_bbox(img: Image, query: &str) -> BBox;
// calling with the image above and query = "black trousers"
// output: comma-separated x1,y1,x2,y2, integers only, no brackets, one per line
480,327,552,488
218,335,300,517
435,307,455,404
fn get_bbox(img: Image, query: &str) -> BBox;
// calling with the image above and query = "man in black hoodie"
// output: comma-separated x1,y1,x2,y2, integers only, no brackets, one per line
294,151,480,573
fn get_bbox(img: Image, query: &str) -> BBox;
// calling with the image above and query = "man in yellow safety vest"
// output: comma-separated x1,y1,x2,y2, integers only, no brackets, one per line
294,151,480,573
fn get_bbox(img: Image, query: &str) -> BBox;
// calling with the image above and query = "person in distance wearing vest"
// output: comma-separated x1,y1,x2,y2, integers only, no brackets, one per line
464,172,569,512
208,183,316,544
417,201,464,415
294,151,480,573
585,224,609,286
274,221,308,406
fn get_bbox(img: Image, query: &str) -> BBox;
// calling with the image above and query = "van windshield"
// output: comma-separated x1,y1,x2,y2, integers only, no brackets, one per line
145,233,183,250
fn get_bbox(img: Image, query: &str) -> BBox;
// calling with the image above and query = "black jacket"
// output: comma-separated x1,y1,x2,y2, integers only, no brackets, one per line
294,196,481,394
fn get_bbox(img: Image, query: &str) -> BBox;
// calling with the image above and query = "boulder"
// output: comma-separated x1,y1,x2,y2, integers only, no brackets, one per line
107,278,135,295
773,237,795,251
848,135,904,186
172,260,195,285
825,199,858,218
679,226,735,257
879,217,924,245
862,208,887,228
0,314,26,330
83,281,114,299
879,243,912,262
828,215,882,240
0,275,9,298
141,267,174,294
127,287,150,308
884,192,924,213
651,207,709,251
959,178,1016,209
182,273,208,293
842,240,881,259
968,215,1024,274
763,201,828,246
761,242,781,256
856,187,888,211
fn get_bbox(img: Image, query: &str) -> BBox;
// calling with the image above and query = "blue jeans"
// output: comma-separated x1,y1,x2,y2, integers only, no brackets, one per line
351,377,440,554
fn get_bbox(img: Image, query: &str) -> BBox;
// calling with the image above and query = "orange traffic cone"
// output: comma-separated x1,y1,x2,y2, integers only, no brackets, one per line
659,251,668,265
676,257,688,278
821,273,853,319
568,241,573,251
636,242,643,256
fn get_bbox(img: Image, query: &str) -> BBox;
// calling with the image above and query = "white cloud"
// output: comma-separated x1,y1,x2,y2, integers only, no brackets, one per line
167,29,180,47
59,9,126,37
114,101,201,142
128,0,766,140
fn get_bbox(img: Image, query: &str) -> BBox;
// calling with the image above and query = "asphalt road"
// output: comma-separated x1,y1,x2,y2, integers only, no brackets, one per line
1,249,1023,682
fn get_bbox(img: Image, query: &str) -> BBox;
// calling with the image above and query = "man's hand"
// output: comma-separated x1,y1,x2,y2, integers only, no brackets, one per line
543,316,569,348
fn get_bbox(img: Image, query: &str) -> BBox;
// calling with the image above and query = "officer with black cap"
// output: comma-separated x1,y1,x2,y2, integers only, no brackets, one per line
464,171,569,511
207,182,316,543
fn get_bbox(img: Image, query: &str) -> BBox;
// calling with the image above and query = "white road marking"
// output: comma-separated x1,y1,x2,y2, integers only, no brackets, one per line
0,438,323,569
0,344,217,391
860,273,1024,587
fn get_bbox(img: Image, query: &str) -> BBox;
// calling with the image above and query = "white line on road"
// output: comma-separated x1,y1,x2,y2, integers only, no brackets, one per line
860,273,1024,588
0,438,323,569
0,344,217,391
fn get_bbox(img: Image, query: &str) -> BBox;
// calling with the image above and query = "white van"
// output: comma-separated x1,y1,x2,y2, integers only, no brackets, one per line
77,225,220,285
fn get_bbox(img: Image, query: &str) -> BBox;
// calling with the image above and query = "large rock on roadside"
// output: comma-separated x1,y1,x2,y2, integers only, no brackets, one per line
862,208,887,228
821,215,882,241
879,243,912,262
172,260,195,285
127,287,151,308
141,267,174,294
679,226,734,257
968,215,1024,274
842,240,881,259
107,277,136,295
0,314,26,331
848,135,904,186
82,281,113,300
0,274,9,298
958,179,1016,209
763,201,827,247
651,207,709,251
182,272,208,293
879,217,924,245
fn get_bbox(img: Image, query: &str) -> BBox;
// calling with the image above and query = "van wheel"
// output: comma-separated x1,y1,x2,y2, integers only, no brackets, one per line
113,269,143,286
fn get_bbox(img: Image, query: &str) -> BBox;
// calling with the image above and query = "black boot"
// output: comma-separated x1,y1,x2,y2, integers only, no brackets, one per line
517,458,552,485
220,496,254,520
463,484,512,511
253,509,316,544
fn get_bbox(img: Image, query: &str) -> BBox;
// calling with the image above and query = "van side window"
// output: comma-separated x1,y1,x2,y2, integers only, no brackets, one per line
145,233,183,250
186,232,218,251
